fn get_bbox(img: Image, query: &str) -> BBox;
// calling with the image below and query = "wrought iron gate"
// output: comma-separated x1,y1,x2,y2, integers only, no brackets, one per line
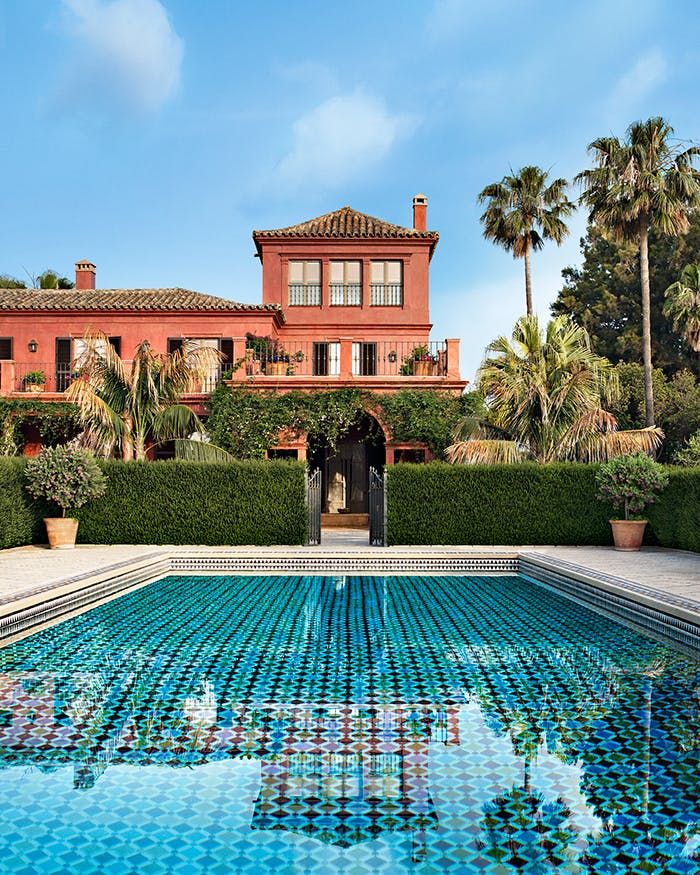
368,466,386,546
307,468,322,545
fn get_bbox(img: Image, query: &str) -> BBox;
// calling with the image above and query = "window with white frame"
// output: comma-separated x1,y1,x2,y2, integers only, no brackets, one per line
352,342,377,376
288,261,321,306
312,342,340,376
370,261,403,306
73,336,121,361
330,261,362,306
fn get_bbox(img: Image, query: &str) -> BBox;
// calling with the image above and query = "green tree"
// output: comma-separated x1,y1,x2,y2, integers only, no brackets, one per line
576,117,700,426
609,362,700,459
37,269,74,289
552,218,700,377
478,165,574,315
447,315,663,464
664,263,700,353
66,332,222,461
0,274,26,289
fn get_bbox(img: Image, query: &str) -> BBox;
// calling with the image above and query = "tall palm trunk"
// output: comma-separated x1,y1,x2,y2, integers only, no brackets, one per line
639,224,655,426
524,246,533,315
134,434,147,462
122,415,134,461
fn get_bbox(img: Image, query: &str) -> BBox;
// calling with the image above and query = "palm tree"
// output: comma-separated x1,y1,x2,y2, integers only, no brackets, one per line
576,117,700,426
446,315,663,464
66,331,222,461
664,263,700,353
478,165,574,315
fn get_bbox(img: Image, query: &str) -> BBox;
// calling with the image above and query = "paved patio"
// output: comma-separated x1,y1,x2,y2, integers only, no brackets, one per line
1,537,698,623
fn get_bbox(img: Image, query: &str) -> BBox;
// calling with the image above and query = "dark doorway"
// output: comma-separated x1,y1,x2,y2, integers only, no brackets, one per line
308,414,385,515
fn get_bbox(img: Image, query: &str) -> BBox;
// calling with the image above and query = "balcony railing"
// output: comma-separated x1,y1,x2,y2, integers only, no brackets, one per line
330,283,362,306
370,283,403,306
12,362,74,393
10,361,227,395
3,341,459,397
288,283,321,306
237,340,451,378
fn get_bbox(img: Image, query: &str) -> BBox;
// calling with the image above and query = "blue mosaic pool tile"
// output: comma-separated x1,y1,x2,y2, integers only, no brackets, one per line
0,574,697,874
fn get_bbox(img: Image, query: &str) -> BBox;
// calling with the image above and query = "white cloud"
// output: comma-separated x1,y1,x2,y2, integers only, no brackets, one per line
60,0,183,113
606,49,668,119
274,92,417,190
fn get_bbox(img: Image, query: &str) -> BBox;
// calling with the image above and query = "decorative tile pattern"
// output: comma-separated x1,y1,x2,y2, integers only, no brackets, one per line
0,574,698,874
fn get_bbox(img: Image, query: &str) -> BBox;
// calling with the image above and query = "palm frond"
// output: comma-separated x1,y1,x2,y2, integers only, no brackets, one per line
172,438,235,463
446,439,526,465
578,427,664,462
152,404,203,441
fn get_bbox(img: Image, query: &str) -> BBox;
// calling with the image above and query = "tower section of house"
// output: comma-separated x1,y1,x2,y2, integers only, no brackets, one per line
250,197,464,391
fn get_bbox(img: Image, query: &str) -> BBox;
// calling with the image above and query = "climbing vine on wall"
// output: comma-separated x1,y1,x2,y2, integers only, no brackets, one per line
206,385,483,459
379,390,484,454
0,398,82,456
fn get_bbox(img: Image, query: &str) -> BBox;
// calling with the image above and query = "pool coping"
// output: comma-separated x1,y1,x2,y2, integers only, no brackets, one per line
0,546,698,647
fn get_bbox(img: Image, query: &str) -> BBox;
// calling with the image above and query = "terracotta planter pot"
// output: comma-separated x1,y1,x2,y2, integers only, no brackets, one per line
610,519,647,552
412,360,438,376
44,517,79,549
265,362,288,376
25,384,44,394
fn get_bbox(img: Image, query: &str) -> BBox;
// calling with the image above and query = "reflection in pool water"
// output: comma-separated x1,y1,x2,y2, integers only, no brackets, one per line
0,574,698,874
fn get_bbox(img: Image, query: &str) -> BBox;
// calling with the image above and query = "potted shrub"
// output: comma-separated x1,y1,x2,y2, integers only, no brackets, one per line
23,370,47,393
25,445,107,549
596,454,669,551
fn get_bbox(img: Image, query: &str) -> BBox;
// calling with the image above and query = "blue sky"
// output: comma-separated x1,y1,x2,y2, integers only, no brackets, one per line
1,0,699,381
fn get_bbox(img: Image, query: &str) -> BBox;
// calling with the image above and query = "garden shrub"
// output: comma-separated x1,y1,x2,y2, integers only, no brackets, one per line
648,467,700,553
0,458,43,548
0,458,307,546
386,462,700,551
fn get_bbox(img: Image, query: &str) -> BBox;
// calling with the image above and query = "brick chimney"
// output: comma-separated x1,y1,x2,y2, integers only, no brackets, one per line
75,260,96,290
412,194,428,231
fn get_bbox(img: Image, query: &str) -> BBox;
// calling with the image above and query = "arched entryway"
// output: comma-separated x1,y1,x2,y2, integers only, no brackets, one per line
308,413,385,525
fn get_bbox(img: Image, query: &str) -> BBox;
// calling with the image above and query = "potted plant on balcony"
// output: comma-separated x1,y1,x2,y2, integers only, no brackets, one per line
23,370,47,393
595,454,669,551
265,340,292,376
25,445,107,549
402,345,439,376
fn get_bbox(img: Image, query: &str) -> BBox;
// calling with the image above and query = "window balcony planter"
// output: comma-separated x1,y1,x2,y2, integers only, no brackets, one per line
402,345,441,377
23,370,47,393
264,361,289,376
412,360,439,376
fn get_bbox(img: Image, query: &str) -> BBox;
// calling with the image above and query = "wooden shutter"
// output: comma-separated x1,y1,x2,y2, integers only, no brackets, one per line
55,338,72,392
361,342,376,376
313,342,329,376
220,338,233,364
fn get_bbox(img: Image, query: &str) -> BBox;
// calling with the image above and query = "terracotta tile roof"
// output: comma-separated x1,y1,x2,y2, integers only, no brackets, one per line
253,206,439,250
0,287,283,314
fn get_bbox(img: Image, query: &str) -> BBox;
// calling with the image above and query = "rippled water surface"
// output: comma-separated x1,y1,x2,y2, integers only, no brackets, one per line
0,574,698,874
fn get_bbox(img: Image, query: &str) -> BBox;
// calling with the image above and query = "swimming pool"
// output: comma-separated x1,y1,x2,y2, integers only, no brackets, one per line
0,574,698,874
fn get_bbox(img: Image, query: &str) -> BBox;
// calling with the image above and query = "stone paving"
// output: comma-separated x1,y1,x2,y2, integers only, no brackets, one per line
0,535,698,623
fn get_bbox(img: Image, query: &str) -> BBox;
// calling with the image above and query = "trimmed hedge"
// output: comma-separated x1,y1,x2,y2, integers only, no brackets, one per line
0,458,45,548
0,459,307,546
387,462,700,552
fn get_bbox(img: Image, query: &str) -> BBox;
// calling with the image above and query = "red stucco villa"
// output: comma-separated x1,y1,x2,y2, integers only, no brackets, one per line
0,196,466,516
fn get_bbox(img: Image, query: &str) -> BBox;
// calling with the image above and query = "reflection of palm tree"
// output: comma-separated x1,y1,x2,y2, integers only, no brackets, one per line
478,785,577,871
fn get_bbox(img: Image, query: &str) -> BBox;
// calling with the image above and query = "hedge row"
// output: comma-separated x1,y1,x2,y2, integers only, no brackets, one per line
386,462,700,552
0,459,307,547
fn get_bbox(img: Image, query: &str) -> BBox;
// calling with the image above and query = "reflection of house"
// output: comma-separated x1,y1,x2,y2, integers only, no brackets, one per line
0,196,467,516
250,705,458,858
